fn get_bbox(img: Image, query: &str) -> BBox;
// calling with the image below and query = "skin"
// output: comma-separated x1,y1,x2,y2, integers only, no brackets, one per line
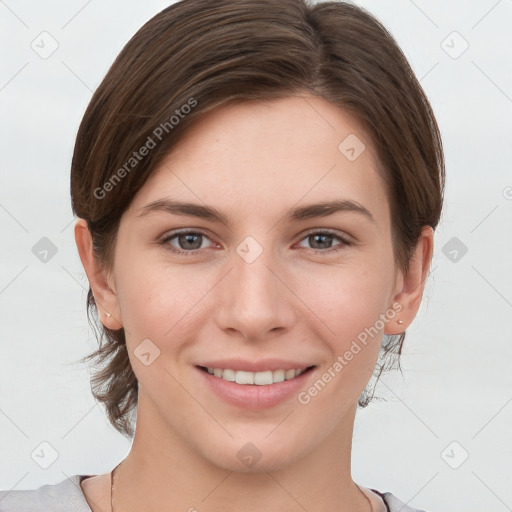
75,95,433,512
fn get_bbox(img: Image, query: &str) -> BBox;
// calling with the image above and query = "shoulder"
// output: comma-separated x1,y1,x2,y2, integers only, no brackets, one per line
0,478,429,512
0,475,93,512
371,488,429,512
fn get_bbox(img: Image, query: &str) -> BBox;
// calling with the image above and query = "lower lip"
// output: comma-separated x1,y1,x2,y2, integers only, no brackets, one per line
196,366,315,410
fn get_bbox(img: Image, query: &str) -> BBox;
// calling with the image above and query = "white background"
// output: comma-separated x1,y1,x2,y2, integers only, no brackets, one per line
0,1,511,511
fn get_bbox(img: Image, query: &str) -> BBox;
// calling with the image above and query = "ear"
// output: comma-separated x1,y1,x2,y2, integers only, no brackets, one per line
385,225,434,335
74,218,123,330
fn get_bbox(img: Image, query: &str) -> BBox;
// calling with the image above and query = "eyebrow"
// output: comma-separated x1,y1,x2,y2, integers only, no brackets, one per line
137,198,375,225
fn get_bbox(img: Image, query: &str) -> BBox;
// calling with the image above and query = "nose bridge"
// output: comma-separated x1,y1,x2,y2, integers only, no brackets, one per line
214,233,295,338
232,234,280,305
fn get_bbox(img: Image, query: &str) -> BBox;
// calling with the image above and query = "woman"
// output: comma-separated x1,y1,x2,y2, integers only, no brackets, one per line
0,0,443,510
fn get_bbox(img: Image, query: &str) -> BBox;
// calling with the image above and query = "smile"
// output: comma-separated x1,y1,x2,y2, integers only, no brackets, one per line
199,366,312,385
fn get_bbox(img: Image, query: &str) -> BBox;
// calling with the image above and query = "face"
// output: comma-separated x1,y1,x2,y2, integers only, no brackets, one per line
104,95,405,472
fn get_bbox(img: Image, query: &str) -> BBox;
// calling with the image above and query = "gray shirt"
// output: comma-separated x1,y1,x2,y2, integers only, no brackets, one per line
0,475,428,511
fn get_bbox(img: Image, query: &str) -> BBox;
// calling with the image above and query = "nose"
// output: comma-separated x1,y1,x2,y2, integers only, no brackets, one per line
214,239,296,342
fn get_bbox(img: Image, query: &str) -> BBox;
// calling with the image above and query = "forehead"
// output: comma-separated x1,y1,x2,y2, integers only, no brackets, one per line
127,95,390,224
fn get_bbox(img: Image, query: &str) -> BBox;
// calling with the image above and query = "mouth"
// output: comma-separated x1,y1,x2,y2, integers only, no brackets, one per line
195,359,318,409
197,365,316,385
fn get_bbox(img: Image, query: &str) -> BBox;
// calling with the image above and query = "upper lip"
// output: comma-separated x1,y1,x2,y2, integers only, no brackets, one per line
196,358,315,372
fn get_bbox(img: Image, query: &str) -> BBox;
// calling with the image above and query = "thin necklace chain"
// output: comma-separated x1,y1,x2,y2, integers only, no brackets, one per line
110,462,373,512
110,462,120,512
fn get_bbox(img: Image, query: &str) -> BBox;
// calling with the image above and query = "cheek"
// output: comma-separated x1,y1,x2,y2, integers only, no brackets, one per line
114,252,182,335
114,263,204,396
298,259,392,341
114,255,216,355
292,260,392,391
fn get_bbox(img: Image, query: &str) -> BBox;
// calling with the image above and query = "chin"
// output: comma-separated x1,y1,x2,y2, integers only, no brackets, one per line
201,434,309,475
211,452,300,475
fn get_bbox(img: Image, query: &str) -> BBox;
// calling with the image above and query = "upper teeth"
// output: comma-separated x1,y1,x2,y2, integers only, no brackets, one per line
207,367,306,385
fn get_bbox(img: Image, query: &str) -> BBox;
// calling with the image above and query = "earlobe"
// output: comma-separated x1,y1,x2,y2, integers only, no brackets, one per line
74,218,123,330
385,226,434,335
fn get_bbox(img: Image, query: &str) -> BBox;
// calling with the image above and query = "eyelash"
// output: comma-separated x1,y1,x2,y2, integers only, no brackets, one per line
160,229,352,256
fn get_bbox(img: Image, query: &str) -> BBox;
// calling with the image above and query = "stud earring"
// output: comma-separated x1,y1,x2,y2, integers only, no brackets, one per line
106,312,112,318
397,319,403,325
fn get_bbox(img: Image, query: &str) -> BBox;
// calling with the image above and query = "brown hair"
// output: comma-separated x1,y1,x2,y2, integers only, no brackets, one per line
72,0,444,438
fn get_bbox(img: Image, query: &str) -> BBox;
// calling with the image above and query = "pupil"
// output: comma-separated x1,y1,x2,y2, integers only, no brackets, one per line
180,234,201,250
312,234,331,249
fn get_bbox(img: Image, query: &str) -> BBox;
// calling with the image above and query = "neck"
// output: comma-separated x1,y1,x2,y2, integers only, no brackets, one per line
112,395,370,512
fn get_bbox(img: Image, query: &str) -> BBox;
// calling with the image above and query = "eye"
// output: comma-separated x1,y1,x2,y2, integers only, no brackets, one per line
160,229,352,256
296,230,352,253
161,230,214,255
